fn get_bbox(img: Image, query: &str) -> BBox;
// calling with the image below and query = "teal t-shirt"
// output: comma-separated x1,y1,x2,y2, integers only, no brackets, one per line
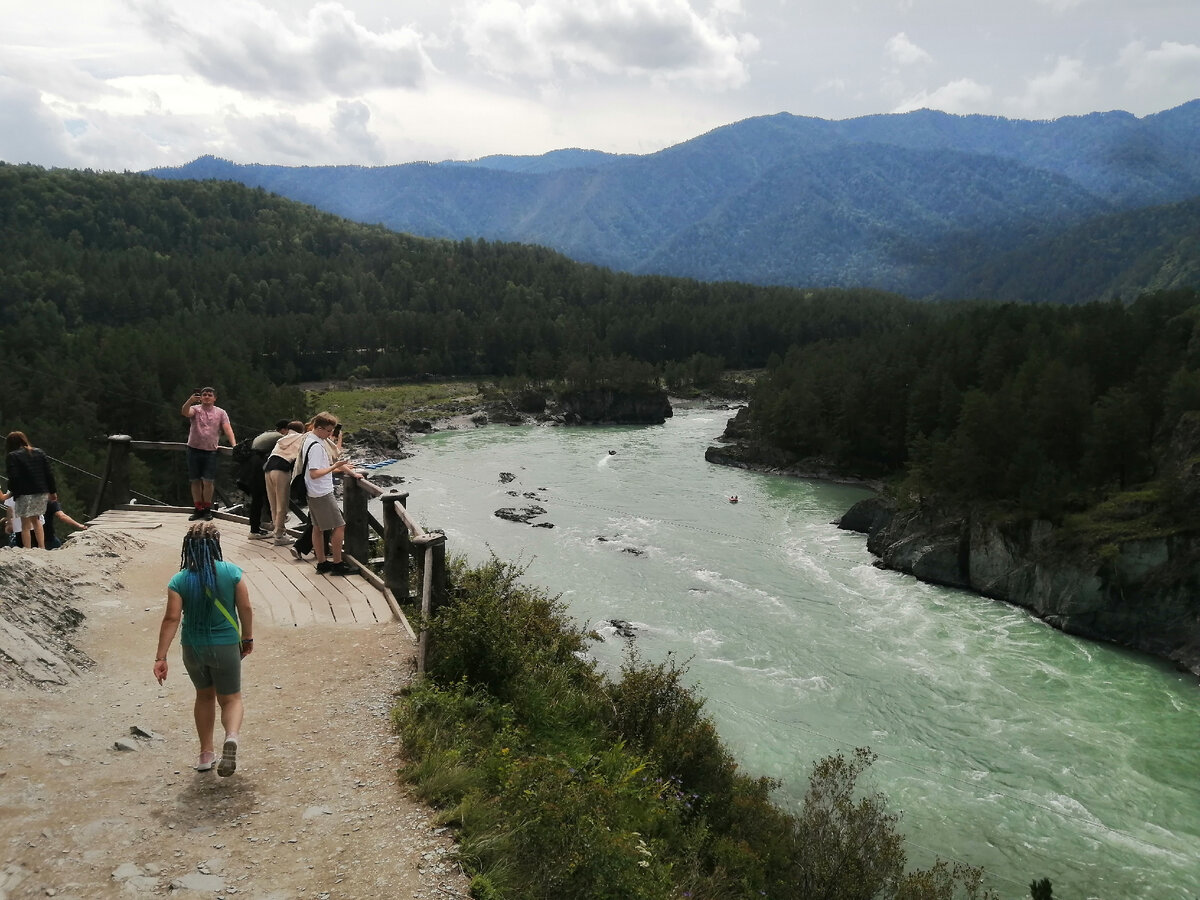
167,559,244,646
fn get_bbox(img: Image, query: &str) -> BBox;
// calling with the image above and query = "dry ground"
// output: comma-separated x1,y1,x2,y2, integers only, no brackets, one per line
0,529,471,900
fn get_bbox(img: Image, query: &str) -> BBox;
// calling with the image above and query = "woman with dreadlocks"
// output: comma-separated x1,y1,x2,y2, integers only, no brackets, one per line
153,522,254,776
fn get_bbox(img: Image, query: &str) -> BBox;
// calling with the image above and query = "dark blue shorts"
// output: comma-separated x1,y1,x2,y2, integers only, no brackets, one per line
187,447,219,482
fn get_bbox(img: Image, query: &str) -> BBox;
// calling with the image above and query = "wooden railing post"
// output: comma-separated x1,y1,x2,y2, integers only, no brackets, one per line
416,532,447,675
342,474,371,564
429,535,447,617
92,434,132,517
381,492,412,603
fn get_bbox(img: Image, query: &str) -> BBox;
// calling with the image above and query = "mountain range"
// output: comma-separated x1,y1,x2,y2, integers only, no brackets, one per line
147,101,1200,303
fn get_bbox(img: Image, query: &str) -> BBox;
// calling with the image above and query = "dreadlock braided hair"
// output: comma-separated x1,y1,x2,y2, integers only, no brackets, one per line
179,522,224,610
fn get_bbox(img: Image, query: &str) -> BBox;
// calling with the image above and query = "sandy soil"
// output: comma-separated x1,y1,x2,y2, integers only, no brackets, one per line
0,531,471,900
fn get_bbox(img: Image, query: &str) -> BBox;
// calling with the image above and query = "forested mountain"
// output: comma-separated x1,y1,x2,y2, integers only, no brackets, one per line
0,163,917,514
147,101,1200,302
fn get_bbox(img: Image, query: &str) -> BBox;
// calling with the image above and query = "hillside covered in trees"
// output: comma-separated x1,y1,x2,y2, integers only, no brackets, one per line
740,290,1200,522
0,163,916,513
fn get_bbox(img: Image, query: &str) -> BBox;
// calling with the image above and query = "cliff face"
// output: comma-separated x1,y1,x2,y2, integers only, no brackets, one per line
839,497,1200,676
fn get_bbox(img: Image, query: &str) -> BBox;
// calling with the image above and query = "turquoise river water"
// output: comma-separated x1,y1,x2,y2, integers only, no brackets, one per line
371,405,1200,899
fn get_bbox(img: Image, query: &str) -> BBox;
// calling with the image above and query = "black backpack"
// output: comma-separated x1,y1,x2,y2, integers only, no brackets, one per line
289,442,315,507
232,440,256,493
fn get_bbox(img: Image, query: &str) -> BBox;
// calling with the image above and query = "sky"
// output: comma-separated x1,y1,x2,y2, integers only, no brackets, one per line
2,0,1198,172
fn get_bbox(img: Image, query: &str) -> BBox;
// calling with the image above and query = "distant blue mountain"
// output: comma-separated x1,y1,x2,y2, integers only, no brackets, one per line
146,101,1200,301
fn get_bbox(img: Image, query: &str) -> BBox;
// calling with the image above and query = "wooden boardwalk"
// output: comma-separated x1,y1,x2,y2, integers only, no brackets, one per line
86,507,399,629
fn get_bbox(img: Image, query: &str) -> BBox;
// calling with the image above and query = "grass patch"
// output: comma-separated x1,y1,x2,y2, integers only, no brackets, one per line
304,379,483,430
1057,483,1198,551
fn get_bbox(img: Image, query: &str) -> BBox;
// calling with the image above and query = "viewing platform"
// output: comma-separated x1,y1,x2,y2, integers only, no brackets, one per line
86,507,398,628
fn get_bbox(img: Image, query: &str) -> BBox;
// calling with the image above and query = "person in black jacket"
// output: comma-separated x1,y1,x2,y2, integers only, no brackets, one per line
6,431,58,549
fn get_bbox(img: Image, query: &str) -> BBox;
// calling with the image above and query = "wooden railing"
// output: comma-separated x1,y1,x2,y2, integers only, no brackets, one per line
93,434,447,673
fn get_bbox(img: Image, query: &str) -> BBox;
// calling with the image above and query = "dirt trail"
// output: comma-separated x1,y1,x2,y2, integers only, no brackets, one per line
0,530,471,900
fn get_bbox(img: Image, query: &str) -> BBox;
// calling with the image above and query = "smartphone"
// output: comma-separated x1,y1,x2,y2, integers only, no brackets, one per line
333,423,342,437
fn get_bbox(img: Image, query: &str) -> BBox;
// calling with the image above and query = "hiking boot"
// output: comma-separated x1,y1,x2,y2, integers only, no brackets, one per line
316,560,334,574
203,507,214,521
328,560,356,576
188,508,204,520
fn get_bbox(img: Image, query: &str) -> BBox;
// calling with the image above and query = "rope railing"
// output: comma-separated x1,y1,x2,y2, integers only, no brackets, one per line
92,434,447,673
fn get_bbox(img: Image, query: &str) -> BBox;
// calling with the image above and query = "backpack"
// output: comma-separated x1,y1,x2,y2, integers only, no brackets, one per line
289,440,315,507
231,441,256,493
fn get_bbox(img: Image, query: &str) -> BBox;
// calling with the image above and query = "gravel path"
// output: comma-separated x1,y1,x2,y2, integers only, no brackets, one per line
0,530,471,900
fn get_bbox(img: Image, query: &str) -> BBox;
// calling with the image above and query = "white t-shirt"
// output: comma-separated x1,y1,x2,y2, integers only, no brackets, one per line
301,435,335,498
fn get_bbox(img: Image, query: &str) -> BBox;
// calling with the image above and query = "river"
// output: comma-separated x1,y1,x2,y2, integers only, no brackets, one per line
371,405,1200,899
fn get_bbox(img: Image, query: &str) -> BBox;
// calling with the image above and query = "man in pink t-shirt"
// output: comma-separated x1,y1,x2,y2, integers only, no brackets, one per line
180,387,237,520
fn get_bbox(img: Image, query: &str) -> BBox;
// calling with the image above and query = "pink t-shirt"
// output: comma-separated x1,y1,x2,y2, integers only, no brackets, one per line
187,404,229,451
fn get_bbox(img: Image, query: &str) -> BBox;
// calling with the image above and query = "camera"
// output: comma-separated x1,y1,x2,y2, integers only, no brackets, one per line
333,423,342,437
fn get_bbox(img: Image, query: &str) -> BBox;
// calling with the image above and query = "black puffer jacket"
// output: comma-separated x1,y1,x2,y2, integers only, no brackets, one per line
7,447,57,496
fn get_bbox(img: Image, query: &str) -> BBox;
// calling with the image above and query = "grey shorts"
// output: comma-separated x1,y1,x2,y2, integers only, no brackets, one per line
308,491,344,532
13,493,48,518
182,643,242,695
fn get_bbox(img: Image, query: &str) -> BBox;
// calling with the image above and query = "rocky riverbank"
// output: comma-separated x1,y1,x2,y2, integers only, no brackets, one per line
707,407,1200,678
836,496,1200,676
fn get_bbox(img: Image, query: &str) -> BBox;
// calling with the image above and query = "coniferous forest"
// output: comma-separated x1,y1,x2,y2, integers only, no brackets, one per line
0,163,913,512
4,162,1200,541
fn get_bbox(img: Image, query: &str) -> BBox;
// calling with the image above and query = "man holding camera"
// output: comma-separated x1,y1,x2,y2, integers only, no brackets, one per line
181,387,237,520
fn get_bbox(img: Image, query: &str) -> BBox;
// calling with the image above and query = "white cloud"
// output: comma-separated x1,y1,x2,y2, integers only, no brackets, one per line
1118,40,1200,91
1005,56,1097,117
1111,40,1200,114
0,76,76,166
892,78,993,114
1030,0,1088,11
128,0,436,101
885,32,932,67
459,0,758,89
331,99,384,164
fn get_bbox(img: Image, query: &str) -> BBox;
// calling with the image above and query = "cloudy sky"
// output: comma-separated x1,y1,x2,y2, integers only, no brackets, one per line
2,0,1198,171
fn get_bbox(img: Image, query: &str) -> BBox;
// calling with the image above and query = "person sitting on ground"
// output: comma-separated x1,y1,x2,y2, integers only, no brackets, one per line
246,419,290,540
153,522,254,776
5,430,58,549
300,412,363,576
181,387,236,521
264,420,305,546
42,498,88,549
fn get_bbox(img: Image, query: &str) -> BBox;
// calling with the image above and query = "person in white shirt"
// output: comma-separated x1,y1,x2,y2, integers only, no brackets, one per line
299,412,362,576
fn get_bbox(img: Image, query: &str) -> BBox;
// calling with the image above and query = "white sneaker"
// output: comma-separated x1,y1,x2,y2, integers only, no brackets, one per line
249,532,271,540
274,535,293,546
